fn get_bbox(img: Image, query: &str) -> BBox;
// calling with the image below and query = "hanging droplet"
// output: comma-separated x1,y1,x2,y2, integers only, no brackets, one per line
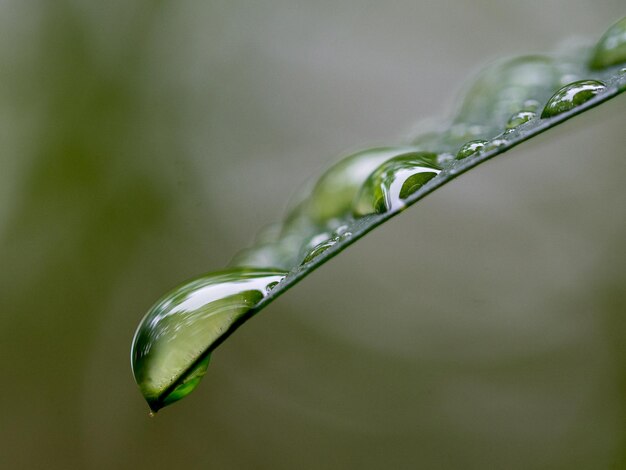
506,110,537,129
307,147,418,224
353,152,441,216
456,140,488,160
131,268,287,411
589,16,626,70
540,80,607,118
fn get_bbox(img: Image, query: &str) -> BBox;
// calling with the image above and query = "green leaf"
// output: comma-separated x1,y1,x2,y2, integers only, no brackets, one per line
131,17,626,413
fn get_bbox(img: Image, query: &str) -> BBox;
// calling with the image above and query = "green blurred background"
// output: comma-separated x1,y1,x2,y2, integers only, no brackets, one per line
1,1,625,468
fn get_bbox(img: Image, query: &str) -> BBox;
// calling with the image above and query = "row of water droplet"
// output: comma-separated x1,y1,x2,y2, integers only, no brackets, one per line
131,17,626,411
232,17,626,272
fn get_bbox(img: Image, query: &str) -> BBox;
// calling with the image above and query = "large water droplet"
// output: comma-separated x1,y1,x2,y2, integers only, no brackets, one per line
589,16,626,70
131,268,287,411
353,152,441,216
307,147,418,224
455,56,560,131
540,80,607,118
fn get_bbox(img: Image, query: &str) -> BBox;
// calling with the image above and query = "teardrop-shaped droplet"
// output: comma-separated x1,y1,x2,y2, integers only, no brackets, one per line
456,140,487,160
589,16,626,70
455,56,559,131
540,80,607,118
307,147,418,224
131,268,287,411
506,110,537,129
353,152,441,216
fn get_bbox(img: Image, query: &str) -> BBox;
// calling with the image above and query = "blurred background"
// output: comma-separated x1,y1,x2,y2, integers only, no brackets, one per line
1,1,625,468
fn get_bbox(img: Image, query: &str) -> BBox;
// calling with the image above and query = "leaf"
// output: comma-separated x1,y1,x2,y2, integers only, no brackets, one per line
131,17,626,412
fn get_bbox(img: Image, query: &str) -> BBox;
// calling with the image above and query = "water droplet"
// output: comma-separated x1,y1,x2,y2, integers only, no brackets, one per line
131,268,287,411
483,137,507,152
506,110,537,129
307,147,418,224
589,16,626,70
148,411,155,418
456,140,487,160
333,224,351,236
540,80,607,118
300,228,352,265
353,152,441,216
455,56,559,130
265,281,280,294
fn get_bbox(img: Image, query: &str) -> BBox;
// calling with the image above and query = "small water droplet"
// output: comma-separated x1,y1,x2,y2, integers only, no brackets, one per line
540,80,607,118
148,411,156,418
485,137,508,151
131,268,287,411
353,152,441,216
456,140,487,160
299,229,351,265
265,281,280,294
589,16,626,70
506,110,537,129
334,224,350,236
300,238,338,265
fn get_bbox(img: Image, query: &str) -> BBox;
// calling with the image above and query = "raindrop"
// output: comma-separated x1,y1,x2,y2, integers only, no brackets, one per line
589,16,626,70
541,80,607,118
456,140,487,160
353,152,442,216
506,110,537,129
131,268,287,411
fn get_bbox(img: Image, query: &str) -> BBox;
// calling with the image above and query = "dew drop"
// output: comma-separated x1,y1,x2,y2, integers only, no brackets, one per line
540,80,607,118
307,147,418,224
353,152,441,216
483,137,508,152
300,229,352,265
589,16,626,70
506,110,537,129
456,140,487,160
131,268,287,411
